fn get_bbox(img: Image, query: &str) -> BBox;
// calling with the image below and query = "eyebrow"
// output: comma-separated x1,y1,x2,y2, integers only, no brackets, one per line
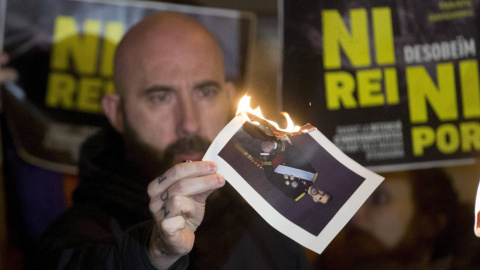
140,85,174,97
193,80,222,91
140,80,222,96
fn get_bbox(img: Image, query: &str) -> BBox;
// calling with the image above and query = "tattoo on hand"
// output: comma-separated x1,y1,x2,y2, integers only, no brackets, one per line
161,205,170,218
159,190,170,218
161,190,169,201
158,174,166,184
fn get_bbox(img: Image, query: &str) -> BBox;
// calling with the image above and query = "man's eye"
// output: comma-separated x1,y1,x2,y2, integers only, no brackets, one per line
198,87,219,98
149,91,170,102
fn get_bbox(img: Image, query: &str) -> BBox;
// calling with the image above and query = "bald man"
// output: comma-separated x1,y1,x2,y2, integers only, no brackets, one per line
32,12,310,270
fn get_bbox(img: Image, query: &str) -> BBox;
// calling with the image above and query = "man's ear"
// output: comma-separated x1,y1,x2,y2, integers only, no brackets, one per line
102,93,124,133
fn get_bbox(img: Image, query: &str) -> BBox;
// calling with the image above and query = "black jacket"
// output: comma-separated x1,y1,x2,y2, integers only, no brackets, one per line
33,127,312,269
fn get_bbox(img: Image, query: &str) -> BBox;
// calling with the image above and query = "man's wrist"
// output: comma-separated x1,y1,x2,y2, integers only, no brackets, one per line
151,225,175,255
147,225,182,270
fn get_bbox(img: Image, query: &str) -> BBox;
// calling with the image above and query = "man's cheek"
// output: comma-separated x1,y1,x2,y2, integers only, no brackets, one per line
203,117,228,139
137,125,171,153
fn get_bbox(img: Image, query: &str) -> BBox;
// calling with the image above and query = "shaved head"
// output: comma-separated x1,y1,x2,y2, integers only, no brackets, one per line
114,12,225,96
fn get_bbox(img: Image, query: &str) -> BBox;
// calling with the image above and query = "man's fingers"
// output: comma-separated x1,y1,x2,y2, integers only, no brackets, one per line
158,217,194,255
190,188,217,205
147,161,218,197
151,195,196,220
167,174,224,198
147,163,221,257
159,161,217,187
160,216,186,236
166,196,196,218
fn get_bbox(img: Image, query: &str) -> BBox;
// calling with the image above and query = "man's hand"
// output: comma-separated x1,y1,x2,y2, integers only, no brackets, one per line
146,161,225,269
0,52,18,83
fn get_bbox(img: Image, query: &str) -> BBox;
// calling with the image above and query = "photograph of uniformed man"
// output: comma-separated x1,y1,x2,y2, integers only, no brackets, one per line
219,120,365,236
257,137,332,204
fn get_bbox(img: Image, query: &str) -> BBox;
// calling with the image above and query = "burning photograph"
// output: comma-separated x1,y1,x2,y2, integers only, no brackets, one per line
203,96,384,253
219,119,365,235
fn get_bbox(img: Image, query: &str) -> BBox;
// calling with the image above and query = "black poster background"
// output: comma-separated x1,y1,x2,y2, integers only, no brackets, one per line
282,0,480,171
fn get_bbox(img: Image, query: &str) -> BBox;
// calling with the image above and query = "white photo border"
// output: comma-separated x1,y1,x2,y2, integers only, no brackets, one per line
204,115,385,254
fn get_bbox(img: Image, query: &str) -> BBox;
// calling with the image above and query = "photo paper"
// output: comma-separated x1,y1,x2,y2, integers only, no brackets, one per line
204,115,384,254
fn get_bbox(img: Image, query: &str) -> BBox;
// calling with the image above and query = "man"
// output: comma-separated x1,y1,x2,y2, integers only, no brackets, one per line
29,12,311,269
307,186,330,204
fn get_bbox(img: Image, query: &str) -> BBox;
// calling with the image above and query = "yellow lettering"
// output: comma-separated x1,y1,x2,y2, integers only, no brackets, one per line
323,9,370,69
407,63,458,124
460,121,480,152
460,60,480,118
45,72,115,113
45,72,76,109
412,122,480,156
325,71,357,110
104,80,116,95
51,16,101,75
77,77,103,113
412,126,435,156
436,124,459,154
372,7,395,65
384,68,399,104
100,22,124,77
357,69,384,107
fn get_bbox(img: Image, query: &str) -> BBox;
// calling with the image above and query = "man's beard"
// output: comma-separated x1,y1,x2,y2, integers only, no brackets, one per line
122,118,212,183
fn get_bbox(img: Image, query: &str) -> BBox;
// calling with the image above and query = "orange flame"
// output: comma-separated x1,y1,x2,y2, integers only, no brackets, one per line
236,95,301,133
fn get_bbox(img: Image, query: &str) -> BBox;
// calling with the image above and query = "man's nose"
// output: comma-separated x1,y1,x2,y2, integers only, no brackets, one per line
176,98,200,136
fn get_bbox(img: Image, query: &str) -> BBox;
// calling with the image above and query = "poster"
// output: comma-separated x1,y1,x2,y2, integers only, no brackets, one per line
282,0,480,172
204,115,384,254
2,0,255,173
0,0,255,241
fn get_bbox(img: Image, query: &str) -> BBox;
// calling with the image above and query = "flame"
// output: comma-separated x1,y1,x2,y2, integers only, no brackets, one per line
236,95,301,133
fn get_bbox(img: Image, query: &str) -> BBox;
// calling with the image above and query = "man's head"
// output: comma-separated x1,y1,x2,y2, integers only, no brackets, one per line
308,186,331,204
102,12,235,180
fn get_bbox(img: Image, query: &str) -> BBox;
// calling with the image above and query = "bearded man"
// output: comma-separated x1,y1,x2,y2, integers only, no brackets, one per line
32,12,311,270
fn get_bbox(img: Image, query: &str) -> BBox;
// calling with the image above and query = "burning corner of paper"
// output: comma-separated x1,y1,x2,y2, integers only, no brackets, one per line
204,94,385,255
235,95,317,144
475,179,480,237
